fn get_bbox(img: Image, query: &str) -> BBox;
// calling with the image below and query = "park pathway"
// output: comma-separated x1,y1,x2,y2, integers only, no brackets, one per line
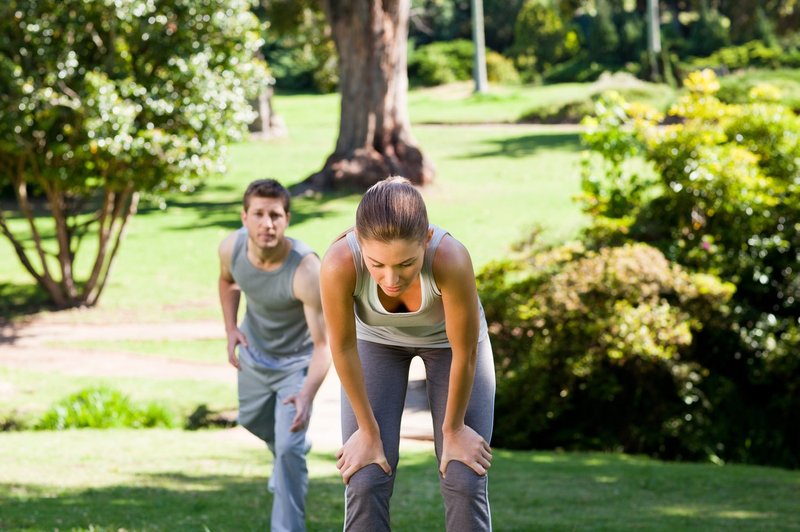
0,316,434,450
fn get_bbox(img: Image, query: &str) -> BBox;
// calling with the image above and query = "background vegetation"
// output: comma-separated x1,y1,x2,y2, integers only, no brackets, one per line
262,0,800,93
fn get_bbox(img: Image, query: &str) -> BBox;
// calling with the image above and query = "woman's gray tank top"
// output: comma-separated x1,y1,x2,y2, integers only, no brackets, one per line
231,228,314,370
346,226,489,348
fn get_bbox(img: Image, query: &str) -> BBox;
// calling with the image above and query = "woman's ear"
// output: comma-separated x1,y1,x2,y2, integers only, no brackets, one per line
425,228,434,246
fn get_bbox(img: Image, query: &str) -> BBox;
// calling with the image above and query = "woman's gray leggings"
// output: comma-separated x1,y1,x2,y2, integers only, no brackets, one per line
341,338,496,531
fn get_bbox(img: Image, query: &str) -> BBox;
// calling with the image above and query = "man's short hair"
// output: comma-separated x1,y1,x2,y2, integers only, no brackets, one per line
243,179,291,213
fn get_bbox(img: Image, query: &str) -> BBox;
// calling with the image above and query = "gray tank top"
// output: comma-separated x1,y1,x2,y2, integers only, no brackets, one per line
346,226,489,348
231,228,314,370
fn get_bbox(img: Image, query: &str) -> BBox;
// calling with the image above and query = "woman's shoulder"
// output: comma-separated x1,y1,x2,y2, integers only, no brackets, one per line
432,232,474,285
321,234,357,283
432,233,475,293
433,232,471,263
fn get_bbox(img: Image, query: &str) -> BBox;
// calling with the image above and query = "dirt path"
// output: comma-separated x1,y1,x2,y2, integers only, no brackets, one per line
0,318,232,381
0,315,434,449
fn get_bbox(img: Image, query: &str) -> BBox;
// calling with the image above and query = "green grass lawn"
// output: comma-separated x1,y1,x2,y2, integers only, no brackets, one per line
1,429,798,531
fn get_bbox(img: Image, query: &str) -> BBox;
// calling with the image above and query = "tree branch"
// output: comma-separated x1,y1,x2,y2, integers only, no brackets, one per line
41,179,78,300
12,157,57,285
86,188,139,306
82,186,116,300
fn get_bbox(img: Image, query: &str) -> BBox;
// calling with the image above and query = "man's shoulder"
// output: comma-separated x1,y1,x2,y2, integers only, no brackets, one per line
288,236,316,258
219,228,245,257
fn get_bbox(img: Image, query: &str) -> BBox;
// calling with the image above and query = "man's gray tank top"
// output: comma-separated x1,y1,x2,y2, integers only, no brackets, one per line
346,226,489,348
231,228,314,370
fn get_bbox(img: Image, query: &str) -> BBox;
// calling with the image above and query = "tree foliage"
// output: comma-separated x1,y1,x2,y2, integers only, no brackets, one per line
480,241,734,458
0,0,269,307
576,70,800,467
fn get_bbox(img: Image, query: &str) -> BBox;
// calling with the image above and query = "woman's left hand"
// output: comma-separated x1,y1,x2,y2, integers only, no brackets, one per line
440,425,493,478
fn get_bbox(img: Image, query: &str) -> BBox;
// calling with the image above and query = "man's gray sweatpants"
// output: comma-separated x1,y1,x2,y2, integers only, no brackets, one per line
238,349,310,532
341,339,496,532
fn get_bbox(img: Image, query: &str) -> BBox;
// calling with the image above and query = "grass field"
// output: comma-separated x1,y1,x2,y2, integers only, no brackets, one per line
1,429,798,531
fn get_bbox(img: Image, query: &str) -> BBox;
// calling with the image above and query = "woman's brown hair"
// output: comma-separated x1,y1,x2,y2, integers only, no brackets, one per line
355,176,429,243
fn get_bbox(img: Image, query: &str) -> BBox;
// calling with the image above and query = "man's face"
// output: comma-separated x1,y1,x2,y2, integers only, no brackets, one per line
241,196,290,250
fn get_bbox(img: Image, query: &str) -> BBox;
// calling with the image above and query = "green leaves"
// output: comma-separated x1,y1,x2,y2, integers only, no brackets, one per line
0,0,270,306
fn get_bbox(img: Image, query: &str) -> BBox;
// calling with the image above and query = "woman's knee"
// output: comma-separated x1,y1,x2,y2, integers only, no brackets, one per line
440,460,487,495
347,463,395,497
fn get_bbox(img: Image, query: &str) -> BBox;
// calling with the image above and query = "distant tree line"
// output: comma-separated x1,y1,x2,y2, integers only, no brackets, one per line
258,0,800,91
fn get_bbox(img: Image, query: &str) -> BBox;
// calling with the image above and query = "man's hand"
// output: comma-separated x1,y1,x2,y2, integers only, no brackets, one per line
335,428,392,484
283,392,312,432
440,425,492,478
226,328,248,369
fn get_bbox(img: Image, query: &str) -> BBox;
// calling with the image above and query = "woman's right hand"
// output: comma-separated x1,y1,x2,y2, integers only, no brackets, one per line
336,428,392,484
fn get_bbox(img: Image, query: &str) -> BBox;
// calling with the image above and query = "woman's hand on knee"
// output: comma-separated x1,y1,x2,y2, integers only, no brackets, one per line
336,428,392,484
440,425,493,478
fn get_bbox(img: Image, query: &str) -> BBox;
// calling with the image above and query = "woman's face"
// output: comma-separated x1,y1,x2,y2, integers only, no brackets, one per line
359,237,428,297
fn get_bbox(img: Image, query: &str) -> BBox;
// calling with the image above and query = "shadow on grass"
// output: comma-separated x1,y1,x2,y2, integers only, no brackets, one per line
0,282,55,324
0,470,343,531
140,191,356,233
463,132,582,159
2,448,798,531
0,455,444,532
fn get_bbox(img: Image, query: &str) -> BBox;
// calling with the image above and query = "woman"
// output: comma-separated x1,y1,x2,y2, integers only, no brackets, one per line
320,176,496,531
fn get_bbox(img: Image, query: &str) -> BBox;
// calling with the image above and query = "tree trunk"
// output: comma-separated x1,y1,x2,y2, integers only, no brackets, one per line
291,0,434,194
471,0,488,94
646,0,662,82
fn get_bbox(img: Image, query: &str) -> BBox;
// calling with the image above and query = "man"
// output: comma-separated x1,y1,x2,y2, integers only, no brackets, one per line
218,179,331,532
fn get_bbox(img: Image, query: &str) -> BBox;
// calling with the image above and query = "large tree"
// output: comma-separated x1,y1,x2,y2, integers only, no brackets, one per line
291,0,435,193
0,0,269,308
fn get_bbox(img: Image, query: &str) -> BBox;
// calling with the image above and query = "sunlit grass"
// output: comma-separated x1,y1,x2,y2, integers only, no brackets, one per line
0,430,798,531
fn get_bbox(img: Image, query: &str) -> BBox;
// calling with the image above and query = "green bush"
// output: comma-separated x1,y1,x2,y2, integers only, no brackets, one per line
486,51,521,85
716,68,800,111
518,81,676,124
408,39,519,87
261,6,338,93
681,40,785,73
543,53,605,83
688,3,730,57
512,0,579,79
518,98,595,123
479,241,734,458
578,69,800,468
587,0,619,63
36,387,176,430
408,39,473,86
0,411,28,431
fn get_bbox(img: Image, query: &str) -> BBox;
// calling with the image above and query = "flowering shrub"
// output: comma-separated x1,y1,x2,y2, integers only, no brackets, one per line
480,241,734,458
577,69,800,467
